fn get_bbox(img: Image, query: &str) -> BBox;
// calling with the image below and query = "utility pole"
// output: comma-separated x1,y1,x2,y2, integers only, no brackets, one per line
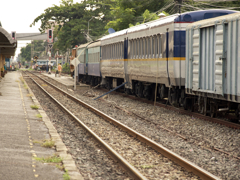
31,41,34,67
176,0,182,14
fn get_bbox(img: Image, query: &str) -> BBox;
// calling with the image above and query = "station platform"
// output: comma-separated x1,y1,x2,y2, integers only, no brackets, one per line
42,72,89,90
43,72,75,87
0,71,83,180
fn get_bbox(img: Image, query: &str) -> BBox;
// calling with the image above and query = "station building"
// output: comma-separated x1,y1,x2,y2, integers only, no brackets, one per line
0,26,17,77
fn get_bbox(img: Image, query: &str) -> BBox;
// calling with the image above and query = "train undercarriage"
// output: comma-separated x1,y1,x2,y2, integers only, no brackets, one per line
78,75,240,120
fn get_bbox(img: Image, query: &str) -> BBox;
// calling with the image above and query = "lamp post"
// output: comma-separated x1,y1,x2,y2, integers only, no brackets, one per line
88,16,95,35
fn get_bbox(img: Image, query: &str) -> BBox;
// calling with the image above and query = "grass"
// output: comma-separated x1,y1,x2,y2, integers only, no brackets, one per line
139,165,154,169
33,139,55,148
19,77,24,83
36,114,42,118
32,140,42,145
56,164,64,171
63,170,70,180
23,84,28,88
42,139,55,148
30,105,39,109
34,154,62,163
27,94,33,97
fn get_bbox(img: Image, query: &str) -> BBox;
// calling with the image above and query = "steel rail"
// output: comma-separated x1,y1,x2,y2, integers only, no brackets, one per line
27,72,221,180
28,75,147,180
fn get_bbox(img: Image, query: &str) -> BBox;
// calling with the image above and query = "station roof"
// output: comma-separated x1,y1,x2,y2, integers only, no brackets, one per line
0,26,17,57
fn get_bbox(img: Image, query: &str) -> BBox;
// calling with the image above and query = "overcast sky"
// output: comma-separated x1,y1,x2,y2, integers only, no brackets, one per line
1,0,82,59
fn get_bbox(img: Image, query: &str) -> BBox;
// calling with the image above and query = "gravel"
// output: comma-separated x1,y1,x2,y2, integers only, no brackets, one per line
28,72,240,179
26,73,199,180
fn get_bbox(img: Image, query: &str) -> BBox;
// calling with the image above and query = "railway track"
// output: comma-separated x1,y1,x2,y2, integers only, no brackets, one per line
22,71,221,180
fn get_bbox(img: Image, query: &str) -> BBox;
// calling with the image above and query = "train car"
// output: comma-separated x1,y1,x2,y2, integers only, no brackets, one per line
100,9,237,102
185,12,240,117
87,41,101,86
36,59,56,70
77,41,101,85
77,43,88,82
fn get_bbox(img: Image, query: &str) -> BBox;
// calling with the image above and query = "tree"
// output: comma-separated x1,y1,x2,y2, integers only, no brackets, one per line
105,0,168,31
31,0,113,53
20,40,47,62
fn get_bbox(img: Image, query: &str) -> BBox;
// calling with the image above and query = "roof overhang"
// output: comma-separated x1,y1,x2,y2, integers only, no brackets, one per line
0,26,17,58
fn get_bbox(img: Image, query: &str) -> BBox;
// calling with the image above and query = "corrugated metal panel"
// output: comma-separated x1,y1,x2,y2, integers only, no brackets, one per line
192,28,200,91
199,26,215,92
214,24,224,95
237,20,240,97
186,12,240,100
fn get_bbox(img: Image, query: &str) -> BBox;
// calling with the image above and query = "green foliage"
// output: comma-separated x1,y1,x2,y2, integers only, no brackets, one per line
129,9,159,27
30,105,39,109
63,170,70,180
62,63,70,73
20,40,47,63
105,0,167,31
31,0,113,53
34,154,62,163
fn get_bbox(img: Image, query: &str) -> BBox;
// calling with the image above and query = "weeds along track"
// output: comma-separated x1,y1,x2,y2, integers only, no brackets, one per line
22,71,222,180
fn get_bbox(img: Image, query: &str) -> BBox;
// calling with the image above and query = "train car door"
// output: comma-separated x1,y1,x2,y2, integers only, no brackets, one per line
222,23,228,96
124,38,129,86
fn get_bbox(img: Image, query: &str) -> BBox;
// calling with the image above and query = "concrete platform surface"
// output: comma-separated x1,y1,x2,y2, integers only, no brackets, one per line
43,72,89,89
0,71,83,180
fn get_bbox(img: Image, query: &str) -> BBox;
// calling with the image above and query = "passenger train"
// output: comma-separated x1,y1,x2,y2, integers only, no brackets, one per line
74,9,240,118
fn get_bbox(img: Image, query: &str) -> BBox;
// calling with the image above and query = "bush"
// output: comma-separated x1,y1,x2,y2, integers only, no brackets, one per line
62,63,70,74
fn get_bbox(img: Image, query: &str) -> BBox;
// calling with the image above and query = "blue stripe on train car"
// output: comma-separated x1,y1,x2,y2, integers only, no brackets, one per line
174,31,185,58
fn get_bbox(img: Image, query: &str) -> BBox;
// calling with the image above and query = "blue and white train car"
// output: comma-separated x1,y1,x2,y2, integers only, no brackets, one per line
87,41,101,86
100,9,237,102
77,43,88,82
185,12,240,117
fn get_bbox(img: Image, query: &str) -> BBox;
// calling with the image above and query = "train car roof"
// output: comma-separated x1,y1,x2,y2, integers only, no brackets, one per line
88,41,101,48
78,42,89,49
101,14,179,41
78,41,100,49
101,9,238,41
175,9,238,23
37,59,56,61
187,12,240,30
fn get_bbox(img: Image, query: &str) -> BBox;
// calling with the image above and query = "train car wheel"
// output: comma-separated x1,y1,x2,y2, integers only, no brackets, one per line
210,103,216,118
235,104,240,118
183,98,188,110
203,97,208,116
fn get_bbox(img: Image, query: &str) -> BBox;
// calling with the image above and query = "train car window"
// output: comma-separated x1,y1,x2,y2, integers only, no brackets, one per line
158,34,162,58
111,44,113,59
116,43,118,59
138,39,140,59
143,37,146,58
114,43,117,59
139,38,142,59
133,39,135,59
152,36,155,58
148,37,151,58
113,44,115,59
155,35,158,58
118,43,120,59
130,40,132,59
133,39,136,59
129,40,132,59
204,13,228,20
107,45,109,60
136,39,138,59
122,42,124,59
